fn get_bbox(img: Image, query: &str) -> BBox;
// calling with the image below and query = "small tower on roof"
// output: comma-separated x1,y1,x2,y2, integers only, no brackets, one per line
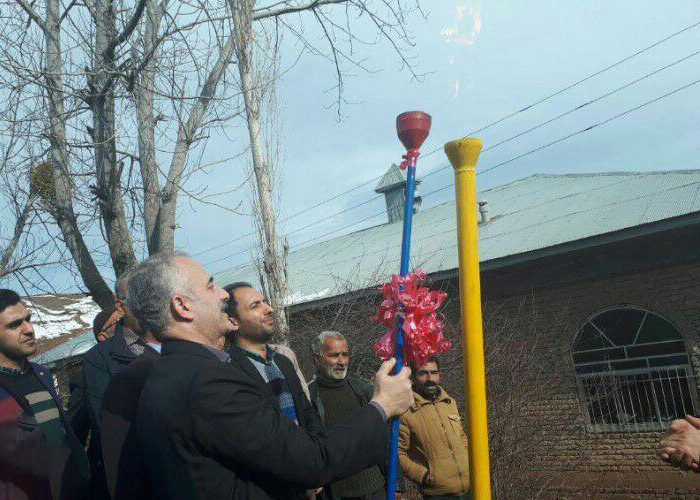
374,164,422,224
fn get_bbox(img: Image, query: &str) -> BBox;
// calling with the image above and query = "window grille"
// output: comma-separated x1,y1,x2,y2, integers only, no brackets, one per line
572,307,698,432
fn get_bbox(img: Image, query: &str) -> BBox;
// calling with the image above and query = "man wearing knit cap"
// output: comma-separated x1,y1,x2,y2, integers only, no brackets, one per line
309,331,403,500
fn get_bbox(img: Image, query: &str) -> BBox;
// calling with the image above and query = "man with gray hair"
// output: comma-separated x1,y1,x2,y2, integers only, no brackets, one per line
132,253,414,500
309,331,404,500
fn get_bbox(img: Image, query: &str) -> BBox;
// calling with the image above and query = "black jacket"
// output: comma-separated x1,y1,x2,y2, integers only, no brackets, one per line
136,339,388,500
228,345,324,435
66,367,90,446
100,350,160,500
82,323,140,435
0,362,90,500
82,323,157,500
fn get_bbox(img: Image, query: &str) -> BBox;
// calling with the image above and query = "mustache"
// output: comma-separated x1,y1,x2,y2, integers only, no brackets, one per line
423,381,437,387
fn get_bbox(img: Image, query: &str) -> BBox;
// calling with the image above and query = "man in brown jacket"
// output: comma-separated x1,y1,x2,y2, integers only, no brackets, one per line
398,358,470,500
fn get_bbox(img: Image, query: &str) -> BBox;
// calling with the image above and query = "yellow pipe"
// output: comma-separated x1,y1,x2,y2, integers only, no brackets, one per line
444,138,491,500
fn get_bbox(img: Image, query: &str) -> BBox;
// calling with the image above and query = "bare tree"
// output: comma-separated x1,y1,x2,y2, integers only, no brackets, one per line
0,0,421,311
0,82,58,285
230,0,423,339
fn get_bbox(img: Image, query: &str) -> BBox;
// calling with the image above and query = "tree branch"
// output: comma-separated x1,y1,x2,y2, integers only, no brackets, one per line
59,0,78,23
253,0,346,21
0,193,37,276
105,0,148,56
14,0,47,32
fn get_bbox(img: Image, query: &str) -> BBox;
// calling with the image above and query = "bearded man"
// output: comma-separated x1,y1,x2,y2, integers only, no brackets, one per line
309,331,404,500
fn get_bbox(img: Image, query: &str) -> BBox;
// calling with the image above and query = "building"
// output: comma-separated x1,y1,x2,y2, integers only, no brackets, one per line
28,293,100,368
216,168,700,499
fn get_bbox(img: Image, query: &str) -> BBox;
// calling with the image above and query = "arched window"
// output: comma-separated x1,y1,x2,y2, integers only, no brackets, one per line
573,307,698,432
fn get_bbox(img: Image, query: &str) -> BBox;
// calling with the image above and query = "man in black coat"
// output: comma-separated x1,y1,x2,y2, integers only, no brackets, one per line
224,282,325,498
131,253,414,500
81,273,161,500
66,306,121,448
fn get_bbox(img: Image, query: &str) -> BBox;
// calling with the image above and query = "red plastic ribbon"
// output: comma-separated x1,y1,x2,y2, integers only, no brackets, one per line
399,149,420,170
371,270,450,367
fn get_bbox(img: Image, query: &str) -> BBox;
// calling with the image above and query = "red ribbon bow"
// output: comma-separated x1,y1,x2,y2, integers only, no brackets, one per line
371,270,450,367
399,149,420,170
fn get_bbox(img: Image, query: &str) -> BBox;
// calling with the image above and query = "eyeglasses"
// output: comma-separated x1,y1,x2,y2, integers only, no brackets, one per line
100,321,120,334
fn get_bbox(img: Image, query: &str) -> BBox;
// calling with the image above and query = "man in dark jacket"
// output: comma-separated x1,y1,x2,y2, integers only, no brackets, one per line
0,288,89,500
100,352,159,500
81,273,160,500
309,331,404,500
225,282,325,498
66,305,121,448
131,253,414,500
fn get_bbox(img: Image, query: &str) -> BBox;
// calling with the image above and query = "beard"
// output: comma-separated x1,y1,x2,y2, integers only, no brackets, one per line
324,364,348,380
414,380,440,399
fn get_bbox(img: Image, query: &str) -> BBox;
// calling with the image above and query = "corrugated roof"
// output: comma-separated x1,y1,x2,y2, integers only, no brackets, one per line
33,331,96,367
215,170,700,307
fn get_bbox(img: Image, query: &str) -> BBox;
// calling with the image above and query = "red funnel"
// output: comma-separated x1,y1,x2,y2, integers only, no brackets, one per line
396,111,432,151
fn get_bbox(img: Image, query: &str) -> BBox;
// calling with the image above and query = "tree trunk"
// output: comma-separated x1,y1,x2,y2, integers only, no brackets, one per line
44,0,114,308
133,0,162,254
230,0,289,339
92,0,137,276
158,28,238,252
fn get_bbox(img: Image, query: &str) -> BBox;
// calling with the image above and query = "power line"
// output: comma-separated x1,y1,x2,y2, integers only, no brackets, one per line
191,20,700,258
211,75,700,276
207,62,700,271
279,177,700,277
417,19,700,159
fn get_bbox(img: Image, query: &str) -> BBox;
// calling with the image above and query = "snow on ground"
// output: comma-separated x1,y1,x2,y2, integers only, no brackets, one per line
26,295,101,339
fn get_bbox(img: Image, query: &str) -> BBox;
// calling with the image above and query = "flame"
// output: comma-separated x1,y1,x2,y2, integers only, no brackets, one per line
441,1,482,47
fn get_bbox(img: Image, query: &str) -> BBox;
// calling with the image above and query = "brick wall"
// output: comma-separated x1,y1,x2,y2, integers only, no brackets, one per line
288,253,700,499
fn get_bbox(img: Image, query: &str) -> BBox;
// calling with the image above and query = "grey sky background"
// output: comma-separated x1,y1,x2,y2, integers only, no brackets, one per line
9,0,700,294
185,0,700,280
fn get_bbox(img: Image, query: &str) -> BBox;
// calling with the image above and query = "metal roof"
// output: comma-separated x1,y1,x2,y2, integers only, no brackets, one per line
375,164,408,192
214,170,700,307
33,331,96,367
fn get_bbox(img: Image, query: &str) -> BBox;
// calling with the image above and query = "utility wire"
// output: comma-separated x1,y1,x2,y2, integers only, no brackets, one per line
207,65,700,270
281,178,700,276
210,75,700,276
191,20,700,258
417,19,700,159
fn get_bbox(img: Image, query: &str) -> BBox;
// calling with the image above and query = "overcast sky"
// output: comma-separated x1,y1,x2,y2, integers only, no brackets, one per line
180,0,700,282
10,0,700,294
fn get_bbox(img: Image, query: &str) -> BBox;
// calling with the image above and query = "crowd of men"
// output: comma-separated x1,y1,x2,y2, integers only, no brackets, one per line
0,251,697,500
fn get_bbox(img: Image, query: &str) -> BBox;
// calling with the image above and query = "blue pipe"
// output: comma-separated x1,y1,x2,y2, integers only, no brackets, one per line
385,162,417,500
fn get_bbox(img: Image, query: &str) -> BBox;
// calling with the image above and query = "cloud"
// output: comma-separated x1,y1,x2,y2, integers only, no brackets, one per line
441,1,482,47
